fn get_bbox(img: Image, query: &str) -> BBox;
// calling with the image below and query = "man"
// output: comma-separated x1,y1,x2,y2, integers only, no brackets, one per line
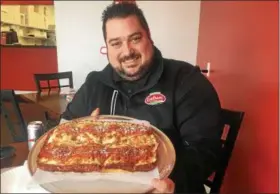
61,2,222,193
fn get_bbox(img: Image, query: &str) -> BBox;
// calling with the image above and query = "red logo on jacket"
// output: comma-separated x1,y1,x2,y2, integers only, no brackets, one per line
145,92,166,105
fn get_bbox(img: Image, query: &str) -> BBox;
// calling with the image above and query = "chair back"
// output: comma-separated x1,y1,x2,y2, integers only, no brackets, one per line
0,90,27,142
33,71,73,93
205,108,245,193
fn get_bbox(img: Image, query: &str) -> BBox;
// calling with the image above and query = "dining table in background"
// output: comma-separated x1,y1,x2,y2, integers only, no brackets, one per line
1,91,69,172
17,91,69,117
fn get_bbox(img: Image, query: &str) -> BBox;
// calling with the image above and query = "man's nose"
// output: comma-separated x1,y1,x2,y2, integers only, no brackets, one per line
122,42,133,55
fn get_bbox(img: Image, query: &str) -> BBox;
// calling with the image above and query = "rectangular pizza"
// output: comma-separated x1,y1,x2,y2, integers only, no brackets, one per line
37,119,159,173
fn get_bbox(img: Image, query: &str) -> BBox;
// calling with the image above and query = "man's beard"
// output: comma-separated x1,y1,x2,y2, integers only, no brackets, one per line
117,65,150,81
116,52,151,81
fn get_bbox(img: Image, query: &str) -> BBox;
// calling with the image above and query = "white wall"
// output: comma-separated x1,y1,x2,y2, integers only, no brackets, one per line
54,1,201,89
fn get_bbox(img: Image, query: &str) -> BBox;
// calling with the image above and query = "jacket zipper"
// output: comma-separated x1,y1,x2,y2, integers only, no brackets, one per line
110,90,119,115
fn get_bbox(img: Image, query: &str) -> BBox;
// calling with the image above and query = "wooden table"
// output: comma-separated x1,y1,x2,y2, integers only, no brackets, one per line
1,142,29,169
18,91,68,116
1,93,68,171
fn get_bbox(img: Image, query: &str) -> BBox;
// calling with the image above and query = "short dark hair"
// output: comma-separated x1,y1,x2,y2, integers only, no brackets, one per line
101,2,151,41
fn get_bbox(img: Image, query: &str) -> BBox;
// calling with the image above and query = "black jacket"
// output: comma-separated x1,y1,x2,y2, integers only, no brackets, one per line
61,47,222,193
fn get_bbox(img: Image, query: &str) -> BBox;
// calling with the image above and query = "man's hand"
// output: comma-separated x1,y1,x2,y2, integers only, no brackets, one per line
91,108,100,118
151,178,175,193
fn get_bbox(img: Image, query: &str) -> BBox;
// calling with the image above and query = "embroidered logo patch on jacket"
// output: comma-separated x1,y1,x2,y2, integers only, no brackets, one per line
145,92,166,105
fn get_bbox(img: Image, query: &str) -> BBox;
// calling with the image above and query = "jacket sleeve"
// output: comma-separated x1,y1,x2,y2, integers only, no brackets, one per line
60,73,94,120
175,66,222,190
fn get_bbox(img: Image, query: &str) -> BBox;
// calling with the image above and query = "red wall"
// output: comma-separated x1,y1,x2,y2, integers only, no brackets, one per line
197,1,278,193
1,0,57,90
1,0,53,5
1,47,58,90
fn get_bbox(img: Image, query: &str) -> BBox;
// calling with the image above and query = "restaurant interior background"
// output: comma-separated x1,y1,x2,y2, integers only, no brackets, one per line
1,5,56,46
0,0,278,194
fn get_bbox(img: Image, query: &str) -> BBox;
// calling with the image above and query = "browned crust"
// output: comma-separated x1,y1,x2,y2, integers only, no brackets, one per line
37,162,157,172
104,162,157,172
37,163,102,172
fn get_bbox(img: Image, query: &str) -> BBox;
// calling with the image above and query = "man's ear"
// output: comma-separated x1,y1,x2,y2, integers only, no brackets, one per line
149,37,154,45
147,30,154,44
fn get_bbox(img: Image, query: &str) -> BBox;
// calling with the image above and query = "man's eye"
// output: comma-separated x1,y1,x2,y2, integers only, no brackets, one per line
111,42,121,47
131,36,141,43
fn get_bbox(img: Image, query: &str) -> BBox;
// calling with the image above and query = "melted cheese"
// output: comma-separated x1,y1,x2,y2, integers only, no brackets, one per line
135,156,156,166
135,152,156,166
122,135,157,146
39,157,100,165
39,158,59,165
102,131,118,144
103,157,121,165
48,130,101,146
104,134,157,148
103,155,156,166
66,158,100,165
47,130,59,143
103,137,117,144
85,132,101,144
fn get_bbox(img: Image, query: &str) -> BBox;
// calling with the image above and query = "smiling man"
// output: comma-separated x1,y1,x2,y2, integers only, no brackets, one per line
61,2,222,193
105,15,154,81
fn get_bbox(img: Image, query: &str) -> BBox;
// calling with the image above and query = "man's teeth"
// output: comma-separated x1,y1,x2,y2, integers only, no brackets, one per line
125,59,136,62
124,56,140,63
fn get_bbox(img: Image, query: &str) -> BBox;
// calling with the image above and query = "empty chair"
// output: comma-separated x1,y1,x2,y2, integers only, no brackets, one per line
1,90,27,142
204,108,245,193
33,72,73,129
33,71,73,94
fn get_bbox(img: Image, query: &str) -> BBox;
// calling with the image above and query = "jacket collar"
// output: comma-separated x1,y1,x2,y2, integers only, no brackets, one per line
97,46,164,92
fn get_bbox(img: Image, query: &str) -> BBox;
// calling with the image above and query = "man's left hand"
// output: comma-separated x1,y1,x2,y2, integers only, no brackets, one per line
151,178,175,193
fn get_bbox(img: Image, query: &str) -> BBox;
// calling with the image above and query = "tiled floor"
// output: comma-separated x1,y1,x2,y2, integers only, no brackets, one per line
1,103,47,145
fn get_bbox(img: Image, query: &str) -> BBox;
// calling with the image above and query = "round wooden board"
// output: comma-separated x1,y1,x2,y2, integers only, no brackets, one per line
27,115,176,193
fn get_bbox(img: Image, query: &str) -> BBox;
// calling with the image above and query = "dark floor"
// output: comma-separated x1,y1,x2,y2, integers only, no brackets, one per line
1,103,47,145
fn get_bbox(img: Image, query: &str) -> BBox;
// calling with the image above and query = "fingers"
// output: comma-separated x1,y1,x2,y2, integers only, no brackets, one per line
150,188,158,193
151,178,175,193
90,108,100,118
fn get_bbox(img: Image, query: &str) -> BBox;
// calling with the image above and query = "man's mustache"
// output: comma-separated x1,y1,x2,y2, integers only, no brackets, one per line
120,53,141,62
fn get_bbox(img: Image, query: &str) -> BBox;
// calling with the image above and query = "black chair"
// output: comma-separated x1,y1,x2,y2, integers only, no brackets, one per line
33,71,73,128
33,71,73,94
44,111,60,131
0,90,27,142
204,108,245,193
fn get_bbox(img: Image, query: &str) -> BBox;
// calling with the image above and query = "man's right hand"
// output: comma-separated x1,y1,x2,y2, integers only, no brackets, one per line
91,108,100,118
